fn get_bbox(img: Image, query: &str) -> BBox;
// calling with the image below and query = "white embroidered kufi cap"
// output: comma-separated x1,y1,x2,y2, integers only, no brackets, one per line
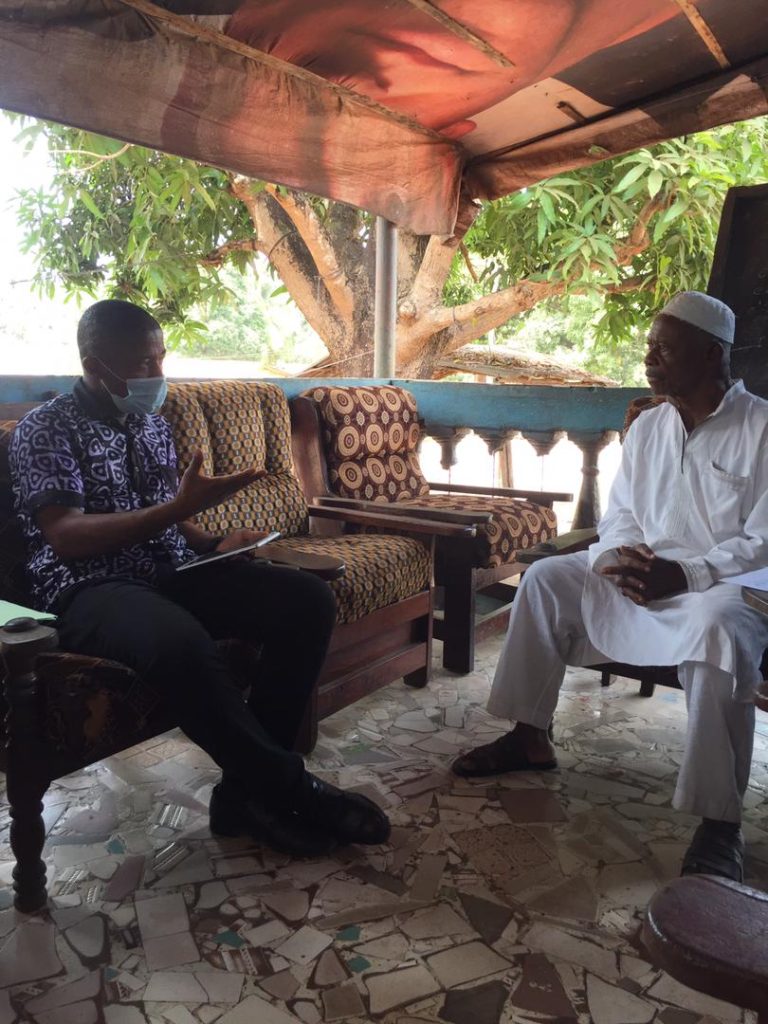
660,291,735,344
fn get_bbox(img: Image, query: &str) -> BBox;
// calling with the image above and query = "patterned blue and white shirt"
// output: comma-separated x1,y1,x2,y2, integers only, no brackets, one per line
10,380,196,610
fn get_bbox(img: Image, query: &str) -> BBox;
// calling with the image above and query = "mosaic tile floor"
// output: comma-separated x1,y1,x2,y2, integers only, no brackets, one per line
2,633,768,1024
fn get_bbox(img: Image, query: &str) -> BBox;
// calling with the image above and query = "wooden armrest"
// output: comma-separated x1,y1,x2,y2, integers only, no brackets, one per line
258,541,346,581
427,481,573,505
516,528,597,564
315,495,492,526
642,875,768,1018
309,504,476,538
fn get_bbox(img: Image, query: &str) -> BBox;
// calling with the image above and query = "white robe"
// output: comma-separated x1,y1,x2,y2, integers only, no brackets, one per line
487,381,768,820
583,380,768,698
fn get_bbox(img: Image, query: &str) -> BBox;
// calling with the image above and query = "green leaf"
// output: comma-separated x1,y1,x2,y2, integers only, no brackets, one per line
614,164,647,193
647,169,664,198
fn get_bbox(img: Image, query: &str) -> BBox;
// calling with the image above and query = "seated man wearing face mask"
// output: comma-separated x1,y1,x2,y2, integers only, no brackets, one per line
10,299,390,857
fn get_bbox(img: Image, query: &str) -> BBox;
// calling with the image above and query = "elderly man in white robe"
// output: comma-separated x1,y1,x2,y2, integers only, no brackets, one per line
453,291,768,881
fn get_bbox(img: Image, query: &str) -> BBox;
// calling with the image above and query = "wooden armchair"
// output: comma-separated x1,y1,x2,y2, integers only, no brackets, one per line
298,384,571,674
0,384,472,913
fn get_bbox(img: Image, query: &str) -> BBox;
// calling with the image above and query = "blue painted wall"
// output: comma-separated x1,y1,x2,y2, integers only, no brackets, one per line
0,375,648,433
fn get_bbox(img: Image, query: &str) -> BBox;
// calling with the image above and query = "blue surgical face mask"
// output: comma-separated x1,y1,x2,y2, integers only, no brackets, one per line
101,369,168,417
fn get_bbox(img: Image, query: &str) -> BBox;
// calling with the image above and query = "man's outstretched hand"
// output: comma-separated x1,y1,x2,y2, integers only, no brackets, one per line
599,544,687,606
174,450,266,521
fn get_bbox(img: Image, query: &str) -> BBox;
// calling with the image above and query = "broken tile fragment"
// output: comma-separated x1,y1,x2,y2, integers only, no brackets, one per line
510,953,575,1018
103,856,145,902
458,893,514,946
409,854,447,901
143,931,200,971
366,965,440,1014
259,969,300,1001
313,948,348,987
261,890,310,923
427,941,509,988
0,921,63,987
36,999,98,1024
498,788,567,823
275,925,333,965
527,876,598,923
439,980,508,1024
64,915,106,959
322,981,366,1021
26,970,101,1012
401,904,473,940
586,974,654,1024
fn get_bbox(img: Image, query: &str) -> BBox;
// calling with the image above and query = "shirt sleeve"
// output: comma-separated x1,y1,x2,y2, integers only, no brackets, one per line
587,421,645,570
10,411,85,513
677,438,768,592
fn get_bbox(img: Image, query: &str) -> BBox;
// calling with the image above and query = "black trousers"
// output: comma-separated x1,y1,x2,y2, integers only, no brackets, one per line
56,560,337,805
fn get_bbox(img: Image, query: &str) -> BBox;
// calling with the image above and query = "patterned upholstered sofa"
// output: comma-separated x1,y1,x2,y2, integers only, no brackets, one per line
0,381,470,912
297,384,570,673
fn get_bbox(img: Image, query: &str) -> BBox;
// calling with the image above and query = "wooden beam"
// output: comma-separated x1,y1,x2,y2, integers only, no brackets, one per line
116,0,447,139
401,0,516,69
672,0,730,69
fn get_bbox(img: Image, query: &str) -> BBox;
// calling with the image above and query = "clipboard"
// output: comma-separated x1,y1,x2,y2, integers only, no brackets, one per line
176,531,282,572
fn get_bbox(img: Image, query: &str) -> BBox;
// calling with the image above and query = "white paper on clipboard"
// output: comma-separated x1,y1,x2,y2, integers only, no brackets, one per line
722,567,768,590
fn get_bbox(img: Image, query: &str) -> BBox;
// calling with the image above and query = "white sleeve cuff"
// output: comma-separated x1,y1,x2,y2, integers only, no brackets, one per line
678,558,714,593
590,548,620,573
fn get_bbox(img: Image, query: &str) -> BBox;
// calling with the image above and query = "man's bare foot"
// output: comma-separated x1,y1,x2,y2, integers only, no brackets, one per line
452,723,557,778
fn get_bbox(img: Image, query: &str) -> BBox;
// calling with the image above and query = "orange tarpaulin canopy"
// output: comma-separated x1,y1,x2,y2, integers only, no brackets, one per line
0,0,766,235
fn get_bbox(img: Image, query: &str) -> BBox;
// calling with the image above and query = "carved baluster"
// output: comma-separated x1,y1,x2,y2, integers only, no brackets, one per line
2,618,58,913
521,429,566,459
475,428,519,488
426,427,471,471
570,430,617,529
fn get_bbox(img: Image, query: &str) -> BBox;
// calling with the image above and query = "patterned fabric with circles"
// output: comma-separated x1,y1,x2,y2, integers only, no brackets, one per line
401,493,557,568
274,534,431,624
303,385,430,501
622,395,667,439
163,382,309,538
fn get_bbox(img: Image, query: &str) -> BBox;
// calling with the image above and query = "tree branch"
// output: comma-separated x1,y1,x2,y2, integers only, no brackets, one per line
407,233,460,311
229,176,343,350
398,198,667,374
200,238,261,266
264,185,355,321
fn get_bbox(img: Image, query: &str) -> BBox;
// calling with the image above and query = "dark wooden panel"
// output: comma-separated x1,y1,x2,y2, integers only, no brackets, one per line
709,183,768,397
317,643,428,718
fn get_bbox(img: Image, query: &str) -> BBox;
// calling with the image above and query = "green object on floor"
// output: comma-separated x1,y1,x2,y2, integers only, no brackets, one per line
346,956,371,973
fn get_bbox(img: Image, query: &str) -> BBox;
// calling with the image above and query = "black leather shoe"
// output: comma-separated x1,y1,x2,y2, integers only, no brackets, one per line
296,775,391,846
209,783,337,858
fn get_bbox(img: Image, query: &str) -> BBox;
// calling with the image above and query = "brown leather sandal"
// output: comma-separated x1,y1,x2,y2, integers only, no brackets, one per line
452,731,558,778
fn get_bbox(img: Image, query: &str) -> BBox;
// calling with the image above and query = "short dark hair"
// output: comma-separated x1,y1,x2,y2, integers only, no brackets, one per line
77,300,161,359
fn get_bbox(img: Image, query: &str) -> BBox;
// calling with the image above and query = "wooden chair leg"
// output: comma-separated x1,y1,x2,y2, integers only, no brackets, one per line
639,677,656,698
441,545,476,675
405,583,433,689
1,621,58,913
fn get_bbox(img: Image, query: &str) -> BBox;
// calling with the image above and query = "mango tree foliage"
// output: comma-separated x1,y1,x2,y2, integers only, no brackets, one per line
9,114,768,377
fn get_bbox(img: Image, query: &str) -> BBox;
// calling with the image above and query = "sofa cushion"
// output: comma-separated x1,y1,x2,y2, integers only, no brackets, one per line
163,381,309,538
303,385,429,501
402,493,557,568
273,534,431,624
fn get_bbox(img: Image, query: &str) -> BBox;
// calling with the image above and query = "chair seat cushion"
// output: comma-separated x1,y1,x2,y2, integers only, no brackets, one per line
400,494,557,568
273,534,431,624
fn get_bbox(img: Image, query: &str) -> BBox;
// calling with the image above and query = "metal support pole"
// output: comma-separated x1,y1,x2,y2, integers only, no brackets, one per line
373,216,397,378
